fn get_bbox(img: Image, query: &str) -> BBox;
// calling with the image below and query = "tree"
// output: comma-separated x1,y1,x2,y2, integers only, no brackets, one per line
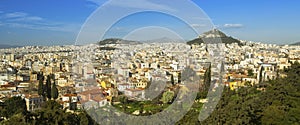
198,64,211,99
118,95,128,112
78,112,89,125
198,62,300,125
38,76,44,96
170,74,175,85
0,113,27,125
35,100,64,124
64,113,79,125
60,63,63,71
178,72,181,83
45,75,52,99
51,81,59,100
259,66,264,83
204,64,211,87
261,105,287,125
247,69,254,76
0,99,99,125
161,91,175,104
1,96,27,119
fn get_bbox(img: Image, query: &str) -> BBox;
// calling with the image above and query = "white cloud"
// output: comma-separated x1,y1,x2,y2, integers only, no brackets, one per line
8,16,44,22
5,12,28,18
0,11,79,32
4,22,79,32
3,12,43,22
25,16,43,21
223,24,243,28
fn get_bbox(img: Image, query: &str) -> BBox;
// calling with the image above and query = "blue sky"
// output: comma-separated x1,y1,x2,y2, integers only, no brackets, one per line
0,0,299,46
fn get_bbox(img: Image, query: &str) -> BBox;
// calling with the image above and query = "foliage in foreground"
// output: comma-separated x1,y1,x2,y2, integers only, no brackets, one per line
177,62,300,124
0,100,97,125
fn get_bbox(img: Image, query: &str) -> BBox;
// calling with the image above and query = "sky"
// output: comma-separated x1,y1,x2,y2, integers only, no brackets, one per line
0,0,300,46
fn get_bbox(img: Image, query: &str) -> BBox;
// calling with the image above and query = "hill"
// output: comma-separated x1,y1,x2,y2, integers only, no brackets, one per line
187,29,243,46
142,37,185,43
290,41,300,46
98,38,141,45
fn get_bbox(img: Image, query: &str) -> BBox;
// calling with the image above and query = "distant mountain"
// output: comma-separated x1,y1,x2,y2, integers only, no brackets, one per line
142,37,186,43
98,38,141,45
187,29,243,46
290,42,300,46
0,44,21,49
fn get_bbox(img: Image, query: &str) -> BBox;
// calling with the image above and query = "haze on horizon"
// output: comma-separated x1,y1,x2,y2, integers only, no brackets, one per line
0,0,300,46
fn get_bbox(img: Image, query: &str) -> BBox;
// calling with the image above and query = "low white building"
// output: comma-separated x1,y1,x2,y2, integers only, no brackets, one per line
124,88,145,99
117,84,130,92
82,95,108,109
24,94,43,111
61,94,79,110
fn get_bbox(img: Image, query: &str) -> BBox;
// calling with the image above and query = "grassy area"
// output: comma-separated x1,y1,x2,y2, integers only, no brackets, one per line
112,100,170,115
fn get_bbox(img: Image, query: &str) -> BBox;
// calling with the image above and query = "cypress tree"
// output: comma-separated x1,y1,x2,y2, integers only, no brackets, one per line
38,76,44,96
171,74,175,85
51,81,59,100
204,64,211,90
259,66,264,83
45,75,52,99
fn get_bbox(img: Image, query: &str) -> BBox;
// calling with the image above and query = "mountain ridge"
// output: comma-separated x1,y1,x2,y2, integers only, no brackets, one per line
290,41,300,46
99,29,244,46
98,38,141,45
187,29,243,46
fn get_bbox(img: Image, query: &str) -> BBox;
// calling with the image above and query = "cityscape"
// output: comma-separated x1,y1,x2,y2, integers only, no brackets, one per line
0,0,300,125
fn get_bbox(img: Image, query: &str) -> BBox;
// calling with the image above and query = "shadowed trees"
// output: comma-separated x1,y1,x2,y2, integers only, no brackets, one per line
51,81,58,100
